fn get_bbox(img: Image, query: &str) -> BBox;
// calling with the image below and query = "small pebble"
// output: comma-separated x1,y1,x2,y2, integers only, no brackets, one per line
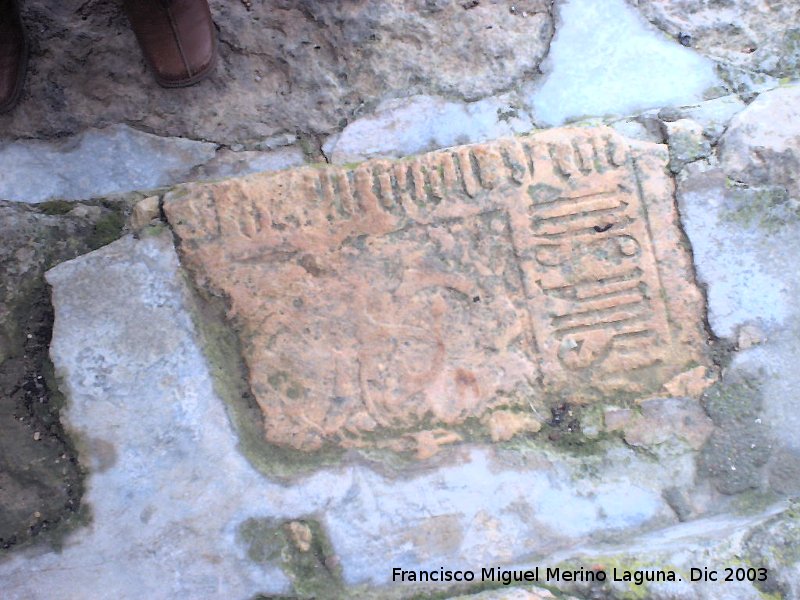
33,431,41,441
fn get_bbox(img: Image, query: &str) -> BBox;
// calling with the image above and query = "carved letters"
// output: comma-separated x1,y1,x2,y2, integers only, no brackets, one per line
165,127,711,452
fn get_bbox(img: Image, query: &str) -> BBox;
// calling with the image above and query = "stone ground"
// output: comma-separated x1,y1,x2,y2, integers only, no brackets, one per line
1,0,800,599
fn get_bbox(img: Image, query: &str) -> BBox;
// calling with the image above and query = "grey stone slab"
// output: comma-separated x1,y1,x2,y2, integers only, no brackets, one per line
0,124,309,204
323,94,533,164
632,0,800,80
186,145,306,181
525,0,720,126
678,165,799,339
719,84,800,198
0,125,217,203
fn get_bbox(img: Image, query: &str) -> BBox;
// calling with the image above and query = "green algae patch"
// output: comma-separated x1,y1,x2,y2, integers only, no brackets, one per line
721,185,799,233
39,200,75,216
88,210,126,250
743,504,800,598
240,517,344,599
138,222,169,238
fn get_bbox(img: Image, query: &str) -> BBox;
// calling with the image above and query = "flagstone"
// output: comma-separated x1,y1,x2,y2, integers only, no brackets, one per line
165,127,713,456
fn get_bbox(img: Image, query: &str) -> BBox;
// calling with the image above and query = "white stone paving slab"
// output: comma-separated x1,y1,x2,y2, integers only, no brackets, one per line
0,232,707,599
678,163,800,459
323,94,533,164
678,166,796,339
719,84,800,197
188,145,306,181
0,125,218,203
526,0,721,126
0,125,310,204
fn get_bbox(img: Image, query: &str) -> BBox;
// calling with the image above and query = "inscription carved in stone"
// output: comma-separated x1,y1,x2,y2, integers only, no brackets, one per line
165,127,712,454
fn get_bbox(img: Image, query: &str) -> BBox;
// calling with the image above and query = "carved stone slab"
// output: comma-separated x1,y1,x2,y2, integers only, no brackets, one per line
165,127,712,454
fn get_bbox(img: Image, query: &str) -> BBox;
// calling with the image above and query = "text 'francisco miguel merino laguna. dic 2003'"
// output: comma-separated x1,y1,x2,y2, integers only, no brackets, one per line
392,566,681,586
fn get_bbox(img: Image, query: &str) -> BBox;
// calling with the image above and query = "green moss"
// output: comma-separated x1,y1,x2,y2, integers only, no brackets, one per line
757,511,800,567
721,186,799,233
730,490,780,517
38,200,75,215
138,223,168,238
702,378,761,424
298,136,319,162
239,517,344,599
88,210,126,250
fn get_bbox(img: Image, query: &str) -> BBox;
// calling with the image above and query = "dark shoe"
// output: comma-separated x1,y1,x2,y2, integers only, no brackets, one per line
0,0,27,113
123,0,217,88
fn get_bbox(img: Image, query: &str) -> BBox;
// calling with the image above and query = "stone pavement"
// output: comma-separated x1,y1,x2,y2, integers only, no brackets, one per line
1,1,800,599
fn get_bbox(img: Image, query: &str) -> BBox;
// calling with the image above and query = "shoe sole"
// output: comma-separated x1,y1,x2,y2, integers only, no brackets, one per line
0,33,28,114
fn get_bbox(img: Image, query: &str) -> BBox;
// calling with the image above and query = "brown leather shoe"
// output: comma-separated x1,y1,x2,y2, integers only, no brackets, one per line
0,0,27,113
123,0,217,88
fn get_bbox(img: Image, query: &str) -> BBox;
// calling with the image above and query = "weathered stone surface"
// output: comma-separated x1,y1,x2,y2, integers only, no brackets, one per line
609,118,663,143
677,164,797,338
130,196,160,230
0,125,216,203
743,503,800,599
664,118,711,172
166,127,712,454
630,0,800,80
714,63,780,102
678,94,746,143
1,0,553,146
605,395,714,450
187,145,306,181
527,0,720,126
719,84,800,198
0,125,310,204
323,94,533,164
